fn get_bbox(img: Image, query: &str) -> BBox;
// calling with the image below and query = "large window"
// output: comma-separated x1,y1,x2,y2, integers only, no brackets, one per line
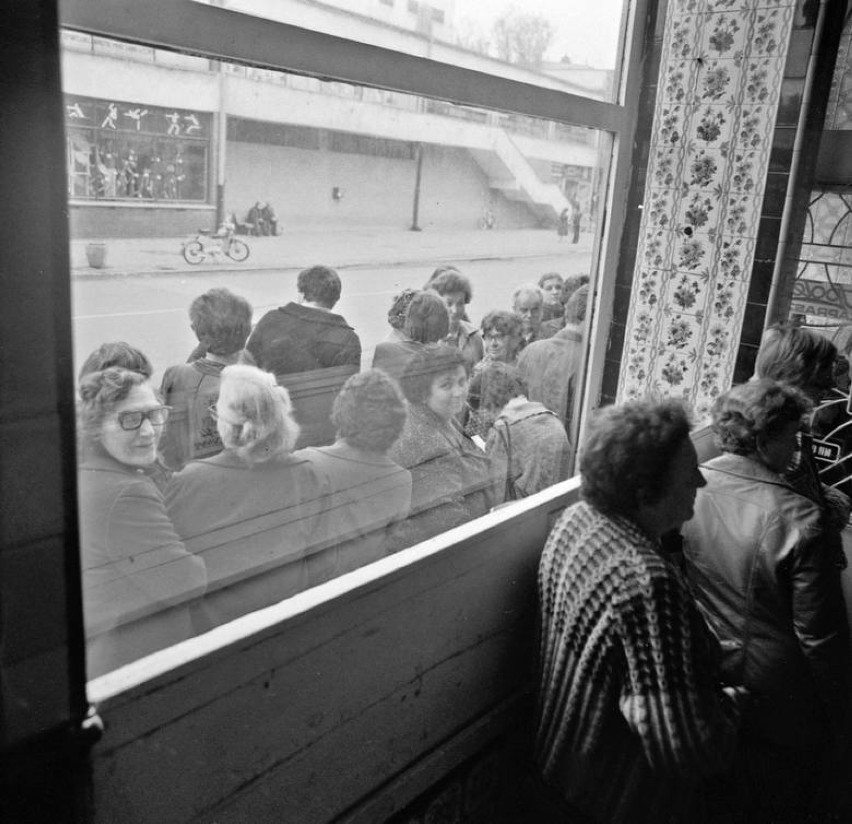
59,0,641,683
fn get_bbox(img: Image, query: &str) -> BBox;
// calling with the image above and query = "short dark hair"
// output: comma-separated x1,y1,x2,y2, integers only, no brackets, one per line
399,344,467,406
78,342,153,385
755,323,836,395
189,288,253,356
561,274,589,303
538,272,563,290
404,291,450,344
712,379,811,455
564,284,589,325
428,269,473,304
580,399,692,517
297,265,342,308
332,369,408,452
78,367,150,443
387,288,419,331
470,361,527,412
481,310,523,339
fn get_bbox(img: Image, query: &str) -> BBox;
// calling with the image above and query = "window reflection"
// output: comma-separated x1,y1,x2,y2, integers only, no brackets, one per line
66,33,613,675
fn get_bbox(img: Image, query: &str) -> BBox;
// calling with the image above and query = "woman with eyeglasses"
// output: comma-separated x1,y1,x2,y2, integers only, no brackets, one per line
77,367,208,678
165,364,327,628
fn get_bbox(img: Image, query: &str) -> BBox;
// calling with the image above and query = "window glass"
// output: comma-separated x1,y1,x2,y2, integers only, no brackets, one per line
65,32,612,678
208,0,628,101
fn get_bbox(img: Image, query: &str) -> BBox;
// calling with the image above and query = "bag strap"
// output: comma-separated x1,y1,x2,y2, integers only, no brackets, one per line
497,419,517,501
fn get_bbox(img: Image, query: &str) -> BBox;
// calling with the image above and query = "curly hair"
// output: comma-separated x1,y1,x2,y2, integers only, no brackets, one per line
387,288,418,331
332,369,408,453
469,361,527,412
78,342,153,385
580,398,692,516
404,291,450,344
755,323,836,399
78,367,150,443
216,364,300,463
711,379,811,455
399,344,467,406
480,309,523,340
427,268,473,304
189,288,253,356
297,265,342,308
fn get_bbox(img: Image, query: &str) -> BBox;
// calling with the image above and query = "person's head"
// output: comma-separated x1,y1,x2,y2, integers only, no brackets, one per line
297,265,342,309
755,323,837,402
78,368,168,468
538,273,564,307
580,399,705,537
387,288,419,332
471,361,527,413
481,310,523,363
427,268,473,333
400,344,468,421
78,342,153,385
561,274,589,304
215,364,300,463
511,285,544,338
564,284,589,326
711,379,811,473
189,287,253,357
404,291,450,344
332,369,408,453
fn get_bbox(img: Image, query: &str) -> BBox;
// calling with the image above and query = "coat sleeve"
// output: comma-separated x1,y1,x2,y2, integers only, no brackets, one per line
616,566,741,777
790,530,852,739
85,478,207,634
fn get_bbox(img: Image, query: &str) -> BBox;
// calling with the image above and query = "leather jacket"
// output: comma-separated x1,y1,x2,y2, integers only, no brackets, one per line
682,453,851,749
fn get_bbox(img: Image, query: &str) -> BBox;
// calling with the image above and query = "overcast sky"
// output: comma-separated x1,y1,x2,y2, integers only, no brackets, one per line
452,0,626,69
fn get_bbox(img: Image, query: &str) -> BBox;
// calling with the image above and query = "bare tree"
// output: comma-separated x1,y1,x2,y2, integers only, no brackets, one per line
492,8,555,69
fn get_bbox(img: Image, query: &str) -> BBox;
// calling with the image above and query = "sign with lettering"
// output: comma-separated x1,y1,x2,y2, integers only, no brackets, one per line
791,279,852,321
812,437,842,465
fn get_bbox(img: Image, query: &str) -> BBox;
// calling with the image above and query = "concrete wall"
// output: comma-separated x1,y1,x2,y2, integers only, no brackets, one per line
225,140,539,231
69,204,216,239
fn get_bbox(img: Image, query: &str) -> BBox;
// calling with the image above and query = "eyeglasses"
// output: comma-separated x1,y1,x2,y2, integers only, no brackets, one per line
117,406,170,431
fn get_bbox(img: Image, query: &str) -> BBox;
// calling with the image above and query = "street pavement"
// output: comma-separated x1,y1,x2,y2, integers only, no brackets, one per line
70,226,591,278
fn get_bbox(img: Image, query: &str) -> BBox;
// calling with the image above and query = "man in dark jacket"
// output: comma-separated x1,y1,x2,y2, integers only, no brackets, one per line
247,265,361,446
247,265,361,375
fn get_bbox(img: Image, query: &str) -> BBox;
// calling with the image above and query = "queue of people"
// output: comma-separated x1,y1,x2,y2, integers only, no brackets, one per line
76,263,586,677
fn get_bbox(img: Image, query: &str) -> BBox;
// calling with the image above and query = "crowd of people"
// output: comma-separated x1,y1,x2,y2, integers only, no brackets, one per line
77,263,589,676
536,323,852,823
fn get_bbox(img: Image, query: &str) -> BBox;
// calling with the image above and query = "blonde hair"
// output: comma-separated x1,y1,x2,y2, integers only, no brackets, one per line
216,365,300,463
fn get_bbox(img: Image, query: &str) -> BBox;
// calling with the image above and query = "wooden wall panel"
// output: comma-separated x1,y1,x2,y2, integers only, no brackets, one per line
88,482,577,823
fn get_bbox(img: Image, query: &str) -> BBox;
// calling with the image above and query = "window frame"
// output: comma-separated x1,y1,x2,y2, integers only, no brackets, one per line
56,0,650,693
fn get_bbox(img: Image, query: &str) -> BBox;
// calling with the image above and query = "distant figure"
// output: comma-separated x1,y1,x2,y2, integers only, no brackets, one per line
557,207,569,242
166,365,326,628
299,370,413,582
683,379,852,823
511,284,545,350
427,267,484,369
478,362,572,498
77,367,207,678
538,272,564,322
372,291,449,382
159,288,253,471
390,345,499,546
535,399,741,824
247,265,361,446
571,198,582,243
247,201,269,236
517,284,588,429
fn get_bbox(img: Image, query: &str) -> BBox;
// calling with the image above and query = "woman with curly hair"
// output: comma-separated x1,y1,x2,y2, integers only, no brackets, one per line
298,370,412,581
77,367,207,677
536,398,739,824
165,364,326,627
682,378,851,823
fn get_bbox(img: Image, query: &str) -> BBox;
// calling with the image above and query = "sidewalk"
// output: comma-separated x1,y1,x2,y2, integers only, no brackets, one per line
70,227,590,278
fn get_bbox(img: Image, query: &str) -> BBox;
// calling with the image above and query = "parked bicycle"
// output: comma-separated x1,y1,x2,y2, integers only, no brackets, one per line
182,225,250,264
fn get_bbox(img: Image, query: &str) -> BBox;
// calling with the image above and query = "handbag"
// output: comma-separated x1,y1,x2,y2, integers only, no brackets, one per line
496,419,518,502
